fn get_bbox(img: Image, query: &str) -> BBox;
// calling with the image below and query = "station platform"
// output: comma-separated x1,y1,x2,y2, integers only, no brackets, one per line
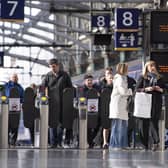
0,148,168,168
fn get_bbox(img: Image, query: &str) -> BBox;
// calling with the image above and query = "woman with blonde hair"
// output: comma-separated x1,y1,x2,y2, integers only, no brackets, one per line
109,63,132,149
135,60,165,150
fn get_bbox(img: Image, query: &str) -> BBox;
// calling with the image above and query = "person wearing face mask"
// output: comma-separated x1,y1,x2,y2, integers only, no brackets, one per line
135,60,165,151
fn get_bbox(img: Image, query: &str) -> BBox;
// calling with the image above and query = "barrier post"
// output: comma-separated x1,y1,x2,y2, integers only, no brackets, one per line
39,96,48,149
159,95,166,151
78,97,87,149
0,96,8,149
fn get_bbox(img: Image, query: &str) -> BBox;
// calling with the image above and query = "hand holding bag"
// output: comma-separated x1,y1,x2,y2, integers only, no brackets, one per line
133,92,152,118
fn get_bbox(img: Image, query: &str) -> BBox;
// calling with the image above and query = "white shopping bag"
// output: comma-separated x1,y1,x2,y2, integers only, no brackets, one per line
133,92,152,118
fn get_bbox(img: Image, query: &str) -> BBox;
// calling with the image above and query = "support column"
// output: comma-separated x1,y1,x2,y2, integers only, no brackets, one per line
87,39,94,72
103,49,109,68
75,17,81,75
119,51,125,62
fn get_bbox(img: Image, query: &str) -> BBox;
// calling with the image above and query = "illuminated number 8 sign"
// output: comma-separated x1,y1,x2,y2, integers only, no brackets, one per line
122,11,133,26
91,14,110,28
115,8,140,30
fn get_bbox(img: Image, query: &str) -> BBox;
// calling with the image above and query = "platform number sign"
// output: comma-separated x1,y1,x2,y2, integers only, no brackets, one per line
0,52,4,67
115,8,140,30
1,0,25,21
91,14,110,28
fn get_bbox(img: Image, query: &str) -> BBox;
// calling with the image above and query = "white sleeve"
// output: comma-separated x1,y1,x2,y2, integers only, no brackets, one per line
116,76,132,96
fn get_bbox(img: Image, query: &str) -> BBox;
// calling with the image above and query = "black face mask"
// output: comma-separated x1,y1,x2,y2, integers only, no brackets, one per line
147,72,157,86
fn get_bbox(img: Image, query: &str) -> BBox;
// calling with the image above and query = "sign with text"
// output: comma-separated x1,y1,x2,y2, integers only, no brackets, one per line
9,98,21,112
114,32,139,51
151,52,168,82
115,8,140,31
87,99,98,113
1,0,25,21
91,14,110,28
0,51,4,67
151,11,168,43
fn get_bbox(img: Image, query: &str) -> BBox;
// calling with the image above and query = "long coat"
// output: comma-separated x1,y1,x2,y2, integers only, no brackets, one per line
42,70,72,127
109,74,132,120
135,75,165,146
135,75,165,121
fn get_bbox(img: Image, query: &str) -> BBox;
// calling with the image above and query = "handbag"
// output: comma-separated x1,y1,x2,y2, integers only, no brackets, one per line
133,92,152,118
127,95,134,114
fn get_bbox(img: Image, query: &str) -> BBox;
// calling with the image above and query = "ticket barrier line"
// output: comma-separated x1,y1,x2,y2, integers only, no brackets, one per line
0,96,8,149
0,95,49,149
78,97,87,149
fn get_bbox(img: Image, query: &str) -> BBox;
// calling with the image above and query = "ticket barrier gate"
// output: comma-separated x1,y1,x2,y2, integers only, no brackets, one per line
159,94,166,151
0,96,8,149
78,97,87,149
39,96,49,149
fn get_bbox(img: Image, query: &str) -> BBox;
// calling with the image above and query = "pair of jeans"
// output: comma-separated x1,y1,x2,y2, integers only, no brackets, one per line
50,126,63,146
109,119,128,148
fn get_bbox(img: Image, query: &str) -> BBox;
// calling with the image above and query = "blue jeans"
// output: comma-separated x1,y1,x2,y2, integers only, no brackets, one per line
109,119,128,148
50,126,63,146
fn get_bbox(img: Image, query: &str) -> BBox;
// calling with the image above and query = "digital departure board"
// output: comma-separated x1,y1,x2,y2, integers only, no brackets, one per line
151,11,168,43
150,52,168,83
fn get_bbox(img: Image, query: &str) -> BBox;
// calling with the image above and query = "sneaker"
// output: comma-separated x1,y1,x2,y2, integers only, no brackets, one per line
63,144,70,149
122,147,131,151
103,144,108,149
152,144,158,151
50,144,57,148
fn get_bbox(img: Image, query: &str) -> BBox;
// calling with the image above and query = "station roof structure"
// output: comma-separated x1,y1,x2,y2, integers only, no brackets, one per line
0,0,167,82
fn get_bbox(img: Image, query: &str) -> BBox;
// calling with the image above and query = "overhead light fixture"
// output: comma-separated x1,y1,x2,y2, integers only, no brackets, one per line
79,35,86,40
67,41,73,45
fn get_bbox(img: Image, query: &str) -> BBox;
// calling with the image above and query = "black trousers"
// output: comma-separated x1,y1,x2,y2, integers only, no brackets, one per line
8,127,18,145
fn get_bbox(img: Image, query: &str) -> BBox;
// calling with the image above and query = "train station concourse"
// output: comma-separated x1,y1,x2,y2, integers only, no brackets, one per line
0,0,168,168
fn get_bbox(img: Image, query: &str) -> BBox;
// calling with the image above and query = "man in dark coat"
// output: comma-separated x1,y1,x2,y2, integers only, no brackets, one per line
42,58,72,148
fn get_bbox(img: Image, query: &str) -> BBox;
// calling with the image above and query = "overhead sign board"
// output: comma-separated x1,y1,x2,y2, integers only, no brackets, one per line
91,14,110,28
151,51,168,82
114,32,139,51
1,0,25,21
114,8,140,51
115,8,140,31
0,51,4,67
151,11,168,43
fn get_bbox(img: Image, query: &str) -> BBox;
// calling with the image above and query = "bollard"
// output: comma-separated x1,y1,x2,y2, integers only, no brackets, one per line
0,96,8,149
39,96,49,149
78,97,87,149
159,95,166,151
34,118,40,148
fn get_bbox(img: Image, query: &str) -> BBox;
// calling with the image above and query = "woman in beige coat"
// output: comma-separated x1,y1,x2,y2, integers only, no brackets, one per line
109,63,132,149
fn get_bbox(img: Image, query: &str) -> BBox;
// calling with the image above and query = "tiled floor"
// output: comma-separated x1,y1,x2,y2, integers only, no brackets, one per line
0,148,168,168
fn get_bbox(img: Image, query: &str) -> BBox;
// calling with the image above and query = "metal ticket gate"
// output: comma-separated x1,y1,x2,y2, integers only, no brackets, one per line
39,96,49,149
78,97,87,149
0,96,8,149
159,94,166,151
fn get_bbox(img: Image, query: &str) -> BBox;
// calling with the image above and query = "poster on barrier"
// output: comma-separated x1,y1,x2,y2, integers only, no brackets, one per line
9,98,20,111
87,99,98,112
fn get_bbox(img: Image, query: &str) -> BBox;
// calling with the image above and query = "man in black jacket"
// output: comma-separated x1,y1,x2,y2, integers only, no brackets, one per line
42,58,72,148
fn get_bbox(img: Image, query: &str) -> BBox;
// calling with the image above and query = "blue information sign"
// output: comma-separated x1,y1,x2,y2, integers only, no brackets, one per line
0,51,4,67
114,32,139,51
91,14,110,28
115,8,140,31
1,0,25,21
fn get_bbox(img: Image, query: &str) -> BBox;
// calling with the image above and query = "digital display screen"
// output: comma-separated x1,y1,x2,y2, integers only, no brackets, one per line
94,34,111,45
151,11,168,43
150,52,168,83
